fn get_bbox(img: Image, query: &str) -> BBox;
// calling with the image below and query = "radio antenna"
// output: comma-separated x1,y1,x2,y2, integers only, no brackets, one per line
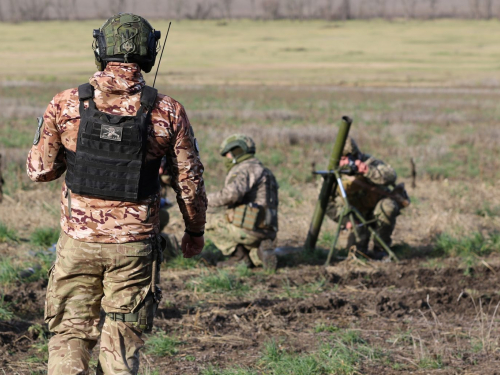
153,22,171,88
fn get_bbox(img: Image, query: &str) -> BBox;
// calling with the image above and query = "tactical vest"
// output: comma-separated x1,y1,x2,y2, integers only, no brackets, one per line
65,83,161,202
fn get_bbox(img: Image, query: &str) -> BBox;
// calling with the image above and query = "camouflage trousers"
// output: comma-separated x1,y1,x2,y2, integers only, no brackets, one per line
45,233,160,375
326,196,400,250
205,212,276,266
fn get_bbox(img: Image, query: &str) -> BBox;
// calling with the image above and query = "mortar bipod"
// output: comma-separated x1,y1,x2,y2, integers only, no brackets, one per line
321,170,399,265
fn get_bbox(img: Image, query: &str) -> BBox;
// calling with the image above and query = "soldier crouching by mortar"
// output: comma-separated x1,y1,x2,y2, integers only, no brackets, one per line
326,137,409,259
26,13,207,375
206,134,279,271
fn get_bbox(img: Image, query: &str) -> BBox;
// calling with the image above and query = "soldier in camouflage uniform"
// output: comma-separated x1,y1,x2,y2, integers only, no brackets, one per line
27,14,207,375
326,137,405,258
206,134,279,270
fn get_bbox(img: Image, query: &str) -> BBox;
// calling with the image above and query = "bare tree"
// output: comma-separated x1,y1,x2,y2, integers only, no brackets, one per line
261,0,280,20
187,1,215,19
428,0,439,19
250,0,257,19
484,0,494,19
52,0,77,20
285,0,305,20
170,0,185,19
218,0,234,18
373,0,387,18
109,0,127,15
469,0,481,18
340,0,351,20
10,0,52,21
402,0,417,19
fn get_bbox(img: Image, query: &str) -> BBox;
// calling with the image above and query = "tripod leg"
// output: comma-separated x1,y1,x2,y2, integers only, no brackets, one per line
351,207,399,262
325,209,345,266
368,227,399,262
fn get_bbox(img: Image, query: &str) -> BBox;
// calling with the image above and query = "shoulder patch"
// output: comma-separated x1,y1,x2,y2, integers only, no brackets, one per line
33,117,44,145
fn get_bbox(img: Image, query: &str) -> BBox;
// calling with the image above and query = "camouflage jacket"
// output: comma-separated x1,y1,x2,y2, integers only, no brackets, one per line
335,153,397,212
27,63,207,243
208,157,277,210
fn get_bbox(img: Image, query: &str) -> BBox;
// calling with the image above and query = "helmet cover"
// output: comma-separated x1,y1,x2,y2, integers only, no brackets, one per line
219,134,256,156
93,13,161,73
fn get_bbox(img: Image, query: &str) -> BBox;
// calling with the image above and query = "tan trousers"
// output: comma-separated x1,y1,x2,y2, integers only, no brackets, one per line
205,212,276,266
45,233,159,375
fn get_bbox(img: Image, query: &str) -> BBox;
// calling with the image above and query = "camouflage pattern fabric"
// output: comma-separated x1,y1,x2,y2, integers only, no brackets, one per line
205,211,274,266
45,233,159,375
208,157,276,209
26,62,207,243
326,196,400,250
327,150,401,251
207,157,278,265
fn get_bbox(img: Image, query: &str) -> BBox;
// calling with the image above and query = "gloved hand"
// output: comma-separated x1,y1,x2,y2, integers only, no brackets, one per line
181,233,204,258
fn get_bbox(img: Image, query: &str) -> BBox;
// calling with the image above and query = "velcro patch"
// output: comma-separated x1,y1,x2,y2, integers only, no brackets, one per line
33,117,44,145
100,125,123,141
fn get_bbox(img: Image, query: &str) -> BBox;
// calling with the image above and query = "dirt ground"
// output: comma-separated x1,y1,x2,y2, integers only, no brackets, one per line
1,249,500,374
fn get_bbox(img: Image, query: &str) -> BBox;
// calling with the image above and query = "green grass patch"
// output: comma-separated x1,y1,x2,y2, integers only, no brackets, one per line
260,331,380,375
0,296,14,321
476,204,500,218
314,323,339,333
202,367,257,375
30,227,60,248
145,332,181,357
188,270,250,295
0,222,18,243
0,258,20,285
433,232,500,274
434,232,500,258
166,254,199,270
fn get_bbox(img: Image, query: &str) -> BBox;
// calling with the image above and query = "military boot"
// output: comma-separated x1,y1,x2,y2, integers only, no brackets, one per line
217,245,252,268
257,239,278,271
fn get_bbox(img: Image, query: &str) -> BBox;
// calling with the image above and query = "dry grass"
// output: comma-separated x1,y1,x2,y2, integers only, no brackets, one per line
3,20,500,86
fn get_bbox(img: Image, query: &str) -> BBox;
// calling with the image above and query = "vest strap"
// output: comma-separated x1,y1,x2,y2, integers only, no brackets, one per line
140,86,158,111
78,83,94,101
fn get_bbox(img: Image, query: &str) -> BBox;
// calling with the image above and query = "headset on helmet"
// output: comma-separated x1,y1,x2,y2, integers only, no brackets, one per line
92,13,161,73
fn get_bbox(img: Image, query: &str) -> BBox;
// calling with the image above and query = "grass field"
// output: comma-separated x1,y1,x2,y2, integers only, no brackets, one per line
1,19,500,375
2,19,500,86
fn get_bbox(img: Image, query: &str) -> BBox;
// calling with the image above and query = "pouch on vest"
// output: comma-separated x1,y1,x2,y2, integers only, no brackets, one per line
65,83,161,202
232,204,262,231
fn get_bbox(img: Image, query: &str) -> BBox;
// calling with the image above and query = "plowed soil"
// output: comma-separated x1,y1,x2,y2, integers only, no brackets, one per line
2,255,500,374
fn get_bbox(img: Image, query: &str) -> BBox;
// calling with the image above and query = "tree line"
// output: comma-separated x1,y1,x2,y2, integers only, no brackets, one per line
1,0,499,22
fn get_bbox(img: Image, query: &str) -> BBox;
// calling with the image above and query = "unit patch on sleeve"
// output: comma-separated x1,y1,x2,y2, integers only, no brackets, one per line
33,117,44,145
100,125,123,141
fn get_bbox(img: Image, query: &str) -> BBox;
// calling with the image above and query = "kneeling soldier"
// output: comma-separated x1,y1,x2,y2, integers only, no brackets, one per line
206,134,279,270
326,137,409,259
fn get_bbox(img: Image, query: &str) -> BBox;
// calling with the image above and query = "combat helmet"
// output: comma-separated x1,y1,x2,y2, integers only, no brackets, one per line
219,134,256,156
342,137,361,157
92,13,161,73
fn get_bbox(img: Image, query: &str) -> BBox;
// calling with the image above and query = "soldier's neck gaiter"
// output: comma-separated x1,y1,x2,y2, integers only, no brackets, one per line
225,154,255,172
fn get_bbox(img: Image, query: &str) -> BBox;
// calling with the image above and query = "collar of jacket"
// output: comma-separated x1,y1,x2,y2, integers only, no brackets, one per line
89,62,146,96
225,153,256,172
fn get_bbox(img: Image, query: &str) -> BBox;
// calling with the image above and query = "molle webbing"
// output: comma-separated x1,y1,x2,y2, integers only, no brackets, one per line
65,83,160,202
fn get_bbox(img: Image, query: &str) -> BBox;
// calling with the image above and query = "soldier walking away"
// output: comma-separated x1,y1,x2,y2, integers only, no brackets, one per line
326,137,409,259
26,13,207,375
206,134,279,271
